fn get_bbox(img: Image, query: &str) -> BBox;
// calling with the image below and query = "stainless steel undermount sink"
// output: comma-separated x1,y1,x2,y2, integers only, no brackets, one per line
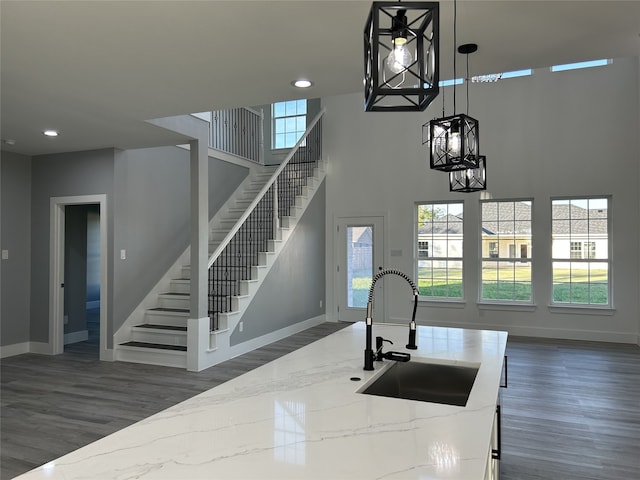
359,359,480,407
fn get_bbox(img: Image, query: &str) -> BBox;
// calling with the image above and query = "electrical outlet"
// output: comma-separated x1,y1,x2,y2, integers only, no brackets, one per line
319,300,323,308
120,249,126,260
239,321,244,332
64,315,69,325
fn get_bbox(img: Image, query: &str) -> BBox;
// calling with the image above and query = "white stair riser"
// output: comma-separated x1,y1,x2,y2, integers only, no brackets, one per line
131,328,187,346
170,279,191,294
210,280,240,296
209,296,231,312
158,295,190,309
145,311,189,327
118,348,186,369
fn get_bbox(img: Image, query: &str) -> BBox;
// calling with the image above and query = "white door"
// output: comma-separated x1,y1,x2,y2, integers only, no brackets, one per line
335,216,385,322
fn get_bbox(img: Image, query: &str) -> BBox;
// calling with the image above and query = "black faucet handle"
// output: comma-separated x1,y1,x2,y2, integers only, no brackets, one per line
375,336,393,361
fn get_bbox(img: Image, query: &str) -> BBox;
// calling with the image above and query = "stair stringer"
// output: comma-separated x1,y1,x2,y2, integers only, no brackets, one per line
113,162,276,358
197,161,327,370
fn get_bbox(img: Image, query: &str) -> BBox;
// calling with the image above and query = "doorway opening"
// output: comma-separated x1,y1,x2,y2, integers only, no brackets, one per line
335,216,386,322
49,195,109,360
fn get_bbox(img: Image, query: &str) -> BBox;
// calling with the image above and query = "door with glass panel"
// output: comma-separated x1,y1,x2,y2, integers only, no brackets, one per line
336,217,385,322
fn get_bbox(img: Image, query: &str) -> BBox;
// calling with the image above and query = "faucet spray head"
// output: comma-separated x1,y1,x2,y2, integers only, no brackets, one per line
406,290,419,349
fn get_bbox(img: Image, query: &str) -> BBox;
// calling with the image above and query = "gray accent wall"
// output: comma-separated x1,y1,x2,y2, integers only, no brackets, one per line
230,180,326,345
8,143,247,350
30,149,116,344
113,146,248,336
1,152,32,346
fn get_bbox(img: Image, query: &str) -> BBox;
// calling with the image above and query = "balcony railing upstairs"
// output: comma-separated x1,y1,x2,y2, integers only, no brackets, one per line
208,109,325,329
210,107,264,163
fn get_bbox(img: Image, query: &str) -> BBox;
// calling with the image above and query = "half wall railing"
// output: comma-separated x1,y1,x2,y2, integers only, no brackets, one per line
207,108,325,329
210,107,264,163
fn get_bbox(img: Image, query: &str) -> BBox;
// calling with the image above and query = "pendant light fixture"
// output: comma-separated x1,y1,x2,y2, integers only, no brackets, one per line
424,0,479,171
364,2,440,112
449,42,487,192
449,155,487,192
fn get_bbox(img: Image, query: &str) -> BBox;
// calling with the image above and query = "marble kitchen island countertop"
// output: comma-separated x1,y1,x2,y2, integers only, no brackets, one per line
17,322,508,480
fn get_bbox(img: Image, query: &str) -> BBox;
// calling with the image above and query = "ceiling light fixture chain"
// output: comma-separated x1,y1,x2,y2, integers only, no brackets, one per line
425,0,479,173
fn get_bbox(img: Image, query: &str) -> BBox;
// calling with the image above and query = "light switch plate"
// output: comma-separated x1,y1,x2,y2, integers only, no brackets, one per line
120,249,126,260
1,250,8,260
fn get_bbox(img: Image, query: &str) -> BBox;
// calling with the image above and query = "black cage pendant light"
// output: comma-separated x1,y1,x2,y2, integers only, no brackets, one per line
449,155,487,192
449,43,487,192
424,1,479,171
364,2,440,112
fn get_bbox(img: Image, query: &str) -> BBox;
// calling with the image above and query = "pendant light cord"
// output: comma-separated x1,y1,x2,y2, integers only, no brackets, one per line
453,0,457,115
466,52,470,114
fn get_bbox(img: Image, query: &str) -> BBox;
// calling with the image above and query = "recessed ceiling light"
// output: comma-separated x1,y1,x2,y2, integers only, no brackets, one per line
43,130,59,137
292,79,313,88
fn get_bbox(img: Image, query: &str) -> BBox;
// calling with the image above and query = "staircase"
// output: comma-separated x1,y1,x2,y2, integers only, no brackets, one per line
116,166,278,368
116,110,325,369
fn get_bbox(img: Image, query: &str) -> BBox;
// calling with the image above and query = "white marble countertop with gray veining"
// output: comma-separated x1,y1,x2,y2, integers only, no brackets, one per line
16,322,507,479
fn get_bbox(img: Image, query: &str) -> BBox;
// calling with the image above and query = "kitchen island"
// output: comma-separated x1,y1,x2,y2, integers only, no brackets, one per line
16,322,507,479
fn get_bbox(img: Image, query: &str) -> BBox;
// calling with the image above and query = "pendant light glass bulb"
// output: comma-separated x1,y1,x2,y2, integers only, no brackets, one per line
448,120,461,156
385,38,412,74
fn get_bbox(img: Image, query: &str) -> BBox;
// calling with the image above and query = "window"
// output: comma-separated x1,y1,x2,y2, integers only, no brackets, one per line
272,99,307,149
439,78,464,87
418,240,429,259
500,68,532,79
552,198,610,305
481,200,533,302
570,241,582,259
551,59,609,72
416,202,463,299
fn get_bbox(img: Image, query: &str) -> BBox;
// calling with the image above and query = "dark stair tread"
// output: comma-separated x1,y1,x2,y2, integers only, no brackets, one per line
148,307,189,313
159,292,189,296
119,341,187,352
134,324,187,332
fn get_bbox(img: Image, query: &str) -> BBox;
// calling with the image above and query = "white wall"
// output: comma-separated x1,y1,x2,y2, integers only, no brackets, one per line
324,56,639,343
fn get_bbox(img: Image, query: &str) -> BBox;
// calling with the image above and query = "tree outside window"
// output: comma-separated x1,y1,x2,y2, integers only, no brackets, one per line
416,202,463,299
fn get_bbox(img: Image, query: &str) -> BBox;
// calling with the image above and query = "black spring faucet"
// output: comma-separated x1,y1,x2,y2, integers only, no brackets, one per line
364,269,419,371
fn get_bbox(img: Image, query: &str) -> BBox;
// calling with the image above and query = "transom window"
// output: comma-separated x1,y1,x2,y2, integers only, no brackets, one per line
481,200,533,302
552,198,610,305
272,99,307,149
416,202,463,299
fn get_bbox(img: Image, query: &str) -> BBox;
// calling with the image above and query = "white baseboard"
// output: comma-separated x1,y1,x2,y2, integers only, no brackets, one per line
0,342,30,358
29,342,52,354
227,315,327,361
64,330,89,345
101,348,115,362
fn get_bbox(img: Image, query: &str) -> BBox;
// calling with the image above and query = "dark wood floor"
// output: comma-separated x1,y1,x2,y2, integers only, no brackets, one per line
500,337,640,480
2,327,639,479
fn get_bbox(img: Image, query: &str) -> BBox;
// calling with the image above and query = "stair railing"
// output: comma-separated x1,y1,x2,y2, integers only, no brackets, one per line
210,106,264,163
207,108,325,329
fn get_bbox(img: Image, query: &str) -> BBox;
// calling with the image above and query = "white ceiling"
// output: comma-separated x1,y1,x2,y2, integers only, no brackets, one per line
2,0,639,156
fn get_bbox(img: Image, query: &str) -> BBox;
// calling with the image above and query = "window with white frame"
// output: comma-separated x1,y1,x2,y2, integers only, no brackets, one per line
481,200,533,302
416,202,463,299
552,197,610,305
272,99,307,149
